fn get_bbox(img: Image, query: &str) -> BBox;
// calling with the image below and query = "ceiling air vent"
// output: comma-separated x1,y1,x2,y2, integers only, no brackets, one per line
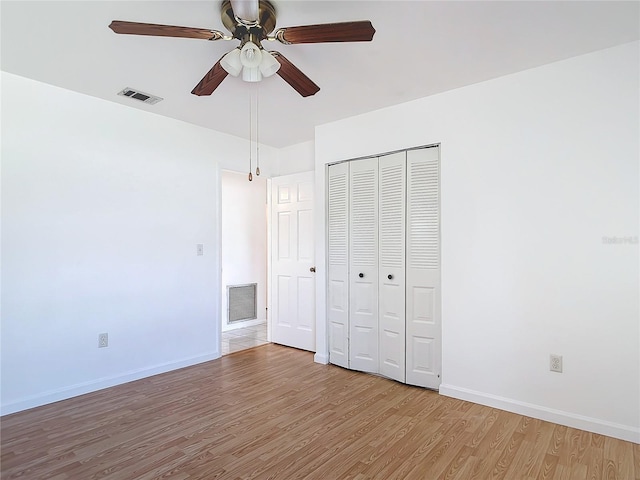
117,87,163,105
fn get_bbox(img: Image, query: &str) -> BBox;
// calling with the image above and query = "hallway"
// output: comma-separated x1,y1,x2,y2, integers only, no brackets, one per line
221,323,268,355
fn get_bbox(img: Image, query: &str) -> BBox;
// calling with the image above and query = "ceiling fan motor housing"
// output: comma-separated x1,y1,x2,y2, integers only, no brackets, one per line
221,0,277,43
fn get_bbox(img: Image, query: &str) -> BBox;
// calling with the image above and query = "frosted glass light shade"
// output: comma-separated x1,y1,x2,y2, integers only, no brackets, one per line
242,66,262,82
240,42,262,68
259,50,280,77
220,48,242,77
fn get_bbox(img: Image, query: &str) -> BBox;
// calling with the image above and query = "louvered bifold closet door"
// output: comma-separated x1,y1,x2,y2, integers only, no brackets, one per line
378,152,406,383
349,157,379,373
406,147,441,388
327,162,350,368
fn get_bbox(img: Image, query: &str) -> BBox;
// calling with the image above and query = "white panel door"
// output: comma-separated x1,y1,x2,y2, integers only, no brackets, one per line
349,158,379,373
271,171,315,351
327,163,350,368
378,152,406,383
406,147,441,388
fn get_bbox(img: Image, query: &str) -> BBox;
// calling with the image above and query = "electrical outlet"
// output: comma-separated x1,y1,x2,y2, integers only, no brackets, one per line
196,244,204,256
98,333,108,348
550,354,562,373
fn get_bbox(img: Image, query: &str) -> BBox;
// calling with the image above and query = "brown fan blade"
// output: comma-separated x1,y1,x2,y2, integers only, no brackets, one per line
271,52,320,97
109,21,224,41
191,57,229,96
275,21,375,44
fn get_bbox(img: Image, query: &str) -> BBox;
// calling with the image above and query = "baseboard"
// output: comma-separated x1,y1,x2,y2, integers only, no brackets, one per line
1,350,221,416
439,384,640,444
222,318,266,332
314,352,329,364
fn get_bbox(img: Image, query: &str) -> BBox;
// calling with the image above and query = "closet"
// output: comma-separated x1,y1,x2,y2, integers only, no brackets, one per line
327,146,441,389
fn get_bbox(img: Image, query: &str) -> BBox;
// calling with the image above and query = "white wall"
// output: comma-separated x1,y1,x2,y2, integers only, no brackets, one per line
314,42,639,442
277,141,315,175
221,170,267,330
0,73,277,414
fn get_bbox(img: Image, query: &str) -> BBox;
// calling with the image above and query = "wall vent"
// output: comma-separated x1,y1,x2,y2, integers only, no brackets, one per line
117,87,163,105
227,283,257,323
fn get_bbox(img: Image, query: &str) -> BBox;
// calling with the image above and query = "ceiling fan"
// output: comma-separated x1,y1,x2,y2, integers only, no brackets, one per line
109,0,376,97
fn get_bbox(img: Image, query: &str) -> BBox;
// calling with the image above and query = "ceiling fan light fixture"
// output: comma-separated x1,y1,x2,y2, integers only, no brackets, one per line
259,50,280,77
242,65,262,82
221,48,242,76
240,41,262,68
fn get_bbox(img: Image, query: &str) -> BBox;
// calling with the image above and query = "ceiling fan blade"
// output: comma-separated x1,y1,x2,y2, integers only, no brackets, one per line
275,21,375,44
271,52,320,97
109,21,224,41
191,57,229,96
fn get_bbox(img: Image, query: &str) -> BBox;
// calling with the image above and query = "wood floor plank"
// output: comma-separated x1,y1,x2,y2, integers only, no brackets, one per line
538,453,561,480
509,423,559,479
604,435,635,480
585,445,604,480
466,410,522,480
1,344,638,480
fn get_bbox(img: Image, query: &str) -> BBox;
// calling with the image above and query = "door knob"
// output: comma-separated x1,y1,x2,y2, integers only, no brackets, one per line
310,267,316,273
387,274,393,280
359,273,364,278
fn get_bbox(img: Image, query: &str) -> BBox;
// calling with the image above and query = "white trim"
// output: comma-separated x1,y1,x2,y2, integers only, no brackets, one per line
266,177,272,343
314,352,329,364
215,163,224,357
222,318,266,332
315,161,329,362
439,384,640,444
1,351,221,416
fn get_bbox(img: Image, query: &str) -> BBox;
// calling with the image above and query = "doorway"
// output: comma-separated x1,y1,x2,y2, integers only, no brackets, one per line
220,170,269,355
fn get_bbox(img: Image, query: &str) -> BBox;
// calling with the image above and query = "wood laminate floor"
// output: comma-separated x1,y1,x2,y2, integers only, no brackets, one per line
1,344,638,479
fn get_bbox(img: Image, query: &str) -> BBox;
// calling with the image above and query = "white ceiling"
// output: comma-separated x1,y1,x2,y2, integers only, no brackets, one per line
2,1,638,148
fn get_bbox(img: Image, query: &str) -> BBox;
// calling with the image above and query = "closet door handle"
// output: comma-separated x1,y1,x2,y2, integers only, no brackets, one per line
359,273,364,278
387,274,393,280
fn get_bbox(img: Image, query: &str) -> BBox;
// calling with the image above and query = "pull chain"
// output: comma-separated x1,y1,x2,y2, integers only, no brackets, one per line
255,84,261,176
248,88,253,181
